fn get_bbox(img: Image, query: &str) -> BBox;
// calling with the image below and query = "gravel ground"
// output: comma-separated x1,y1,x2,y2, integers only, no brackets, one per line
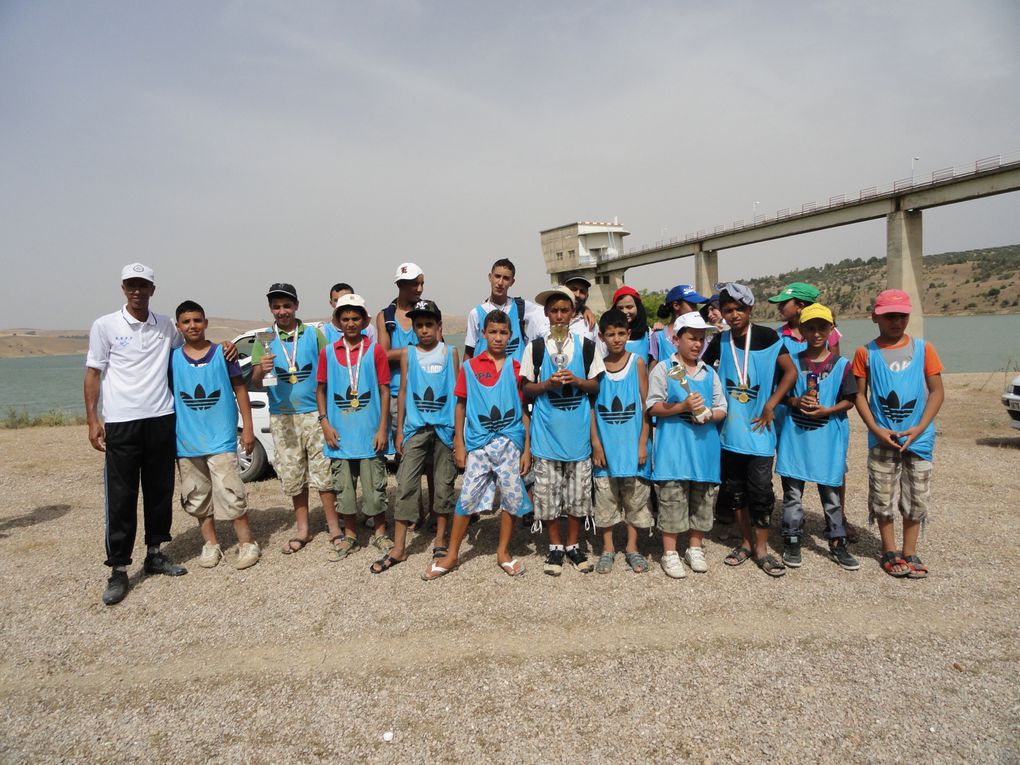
1,372,1018,764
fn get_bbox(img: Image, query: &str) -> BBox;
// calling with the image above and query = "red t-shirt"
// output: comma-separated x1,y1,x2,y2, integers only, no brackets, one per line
316,338,391,387
454,354,523,403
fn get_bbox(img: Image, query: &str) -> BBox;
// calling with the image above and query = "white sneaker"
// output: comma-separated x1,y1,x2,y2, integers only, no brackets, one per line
660,551,687,579
235,542,261,570
685,546,708,573
199,543,223,568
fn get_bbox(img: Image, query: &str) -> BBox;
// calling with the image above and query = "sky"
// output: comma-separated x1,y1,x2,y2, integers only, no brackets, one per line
2,0,1019,329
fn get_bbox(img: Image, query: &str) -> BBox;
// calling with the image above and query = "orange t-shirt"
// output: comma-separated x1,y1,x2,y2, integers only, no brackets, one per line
851,336,944,380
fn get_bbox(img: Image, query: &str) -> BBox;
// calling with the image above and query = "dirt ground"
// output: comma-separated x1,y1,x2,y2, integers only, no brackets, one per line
1,372,1018,764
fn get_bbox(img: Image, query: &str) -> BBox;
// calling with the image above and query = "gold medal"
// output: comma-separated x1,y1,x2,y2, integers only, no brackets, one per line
289,374,298,384
737,392,750,404
350,397,360,409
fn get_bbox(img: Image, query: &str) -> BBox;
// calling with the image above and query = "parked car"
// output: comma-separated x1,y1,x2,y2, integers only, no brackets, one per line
233,330,275,482
1003,373,1020,431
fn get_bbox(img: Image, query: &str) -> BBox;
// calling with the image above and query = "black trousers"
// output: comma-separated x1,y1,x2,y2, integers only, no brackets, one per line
103,414,176,567
719,449,775,529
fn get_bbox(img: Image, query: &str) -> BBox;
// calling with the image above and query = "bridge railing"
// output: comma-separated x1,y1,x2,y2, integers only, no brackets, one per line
608,150,1020,263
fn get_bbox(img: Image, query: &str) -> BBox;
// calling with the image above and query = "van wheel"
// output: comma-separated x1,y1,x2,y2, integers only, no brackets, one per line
238,439,268,482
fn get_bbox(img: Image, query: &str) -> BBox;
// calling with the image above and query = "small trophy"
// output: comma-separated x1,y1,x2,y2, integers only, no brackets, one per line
255,331,278,387
548,325,569,371
668,364,710,420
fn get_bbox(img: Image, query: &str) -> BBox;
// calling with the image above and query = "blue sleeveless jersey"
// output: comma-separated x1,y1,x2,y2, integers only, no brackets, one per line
625,334,651,362
403,345,456,448
464,357,525,452
776,354,849,486
593,354,650,478
717,329,783,456
651,361,721,483
172,345,238,458
323,341,383,460
654,330,674,363
473,301,526,362
530,334,593,462
387,317,419,398
774,334,808,436
866,339,936,461
266,324,319,415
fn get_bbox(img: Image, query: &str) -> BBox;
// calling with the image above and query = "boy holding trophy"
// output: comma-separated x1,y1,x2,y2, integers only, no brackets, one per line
646,312,727,577
521,286,604,576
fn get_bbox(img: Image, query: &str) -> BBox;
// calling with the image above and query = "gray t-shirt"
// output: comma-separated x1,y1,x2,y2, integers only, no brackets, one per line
646,355,727,411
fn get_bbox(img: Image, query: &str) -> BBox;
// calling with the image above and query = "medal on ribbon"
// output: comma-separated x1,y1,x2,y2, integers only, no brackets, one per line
729,328,752,404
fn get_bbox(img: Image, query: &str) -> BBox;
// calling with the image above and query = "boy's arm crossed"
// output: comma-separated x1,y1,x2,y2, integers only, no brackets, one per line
854,373,900,450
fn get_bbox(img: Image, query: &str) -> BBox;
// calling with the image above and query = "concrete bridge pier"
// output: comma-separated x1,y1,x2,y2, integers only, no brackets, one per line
886,209,925,338
694,249,718,300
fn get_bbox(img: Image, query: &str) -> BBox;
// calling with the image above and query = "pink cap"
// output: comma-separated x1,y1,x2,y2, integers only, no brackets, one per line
873,289,913,315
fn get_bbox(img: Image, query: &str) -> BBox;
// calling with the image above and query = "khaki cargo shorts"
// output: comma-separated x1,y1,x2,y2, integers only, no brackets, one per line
178,452,248,520
656,481,719,534
269,412,332,496
593,476,653,529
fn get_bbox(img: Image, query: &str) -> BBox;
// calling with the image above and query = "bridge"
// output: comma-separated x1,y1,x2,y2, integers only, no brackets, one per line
540,151,1020,336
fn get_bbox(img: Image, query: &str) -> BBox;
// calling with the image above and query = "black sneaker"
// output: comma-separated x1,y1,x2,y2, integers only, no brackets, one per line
143,551,188,577
829,539,861,571
782,536,802,568
543,549,564,576
564,547,594,573
102,570,129,606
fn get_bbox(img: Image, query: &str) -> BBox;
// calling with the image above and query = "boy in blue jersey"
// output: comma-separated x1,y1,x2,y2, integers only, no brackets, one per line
464,258,546,363
590,310,653,574
522,287,605,576
252,283,341,556
775,304,859,571
322,282,377,346
701,283,798,577
647,312,727,577
853,290,944,579
172,301,261,570
378,300,460,573
423,311,532,580
316,294,393,560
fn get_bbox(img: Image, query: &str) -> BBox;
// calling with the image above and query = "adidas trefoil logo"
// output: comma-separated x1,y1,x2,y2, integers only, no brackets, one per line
181,385,221,411
725,378,760,402
548,383,584,411
413,386,448,413
878,391,917,424
479,405,514,433
506,336,521,354
597,395,636,424
791,411,828,431
334,386,372,412
275,363,314,383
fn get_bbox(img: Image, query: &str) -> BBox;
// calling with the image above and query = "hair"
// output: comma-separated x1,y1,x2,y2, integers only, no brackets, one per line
698,302,713,322
175,300,205,320
719,289,752,310
612,294,649,339
490,258,516,276
598,309,629,335
543,293,573,312
329,282,354,295
482,309,511,330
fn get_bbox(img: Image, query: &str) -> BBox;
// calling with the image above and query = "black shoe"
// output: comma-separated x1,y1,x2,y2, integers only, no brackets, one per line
564,547,594,573
829,539,861,571
782,536,802,568
102,570,129,605
543,549,564,576
143,551,188,576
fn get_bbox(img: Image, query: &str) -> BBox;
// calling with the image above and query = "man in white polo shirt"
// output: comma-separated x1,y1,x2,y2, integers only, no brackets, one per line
85,263,188,605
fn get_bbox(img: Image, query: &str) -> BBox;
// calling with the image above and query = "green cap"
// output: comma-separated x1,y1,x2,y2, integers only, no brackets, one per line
767,282,820,304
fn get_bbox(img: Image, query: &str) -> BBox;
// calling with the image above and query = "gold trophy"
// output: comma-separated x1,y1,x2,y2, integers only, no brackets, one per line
255,331,278,387
548,325,569,371
668,364,710,420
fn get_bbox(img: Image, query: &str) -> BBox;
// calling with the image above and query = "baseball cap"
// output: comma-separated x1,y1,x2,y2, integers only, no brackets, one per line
666,284,708,305
799,303,834,325
535,285,576,307
767,282,820,304
611,285,640,304
267,282,298,301
673,311,711,333
873,289,913,315
333,293,368,316
394,263,424,283
121,263,155,284
407,299,442,321
560,273,592,288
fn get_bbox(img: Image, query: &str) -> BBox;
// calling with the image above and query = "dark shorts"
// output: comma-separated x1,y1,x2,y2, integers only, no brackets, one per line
718,450,775,529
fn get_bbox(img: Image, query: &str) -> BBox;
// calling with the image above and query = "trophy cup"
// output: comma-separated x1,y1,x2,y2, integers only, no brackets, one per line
668,364,710,420
548,325,569,371
255,331,278,387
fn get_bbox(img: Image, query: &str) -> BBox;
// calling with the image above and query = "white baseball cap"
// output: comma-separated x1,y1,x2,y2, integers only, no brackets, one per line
393,263,424,283
121,263,155,283
333,293,368,315
673,311,711,333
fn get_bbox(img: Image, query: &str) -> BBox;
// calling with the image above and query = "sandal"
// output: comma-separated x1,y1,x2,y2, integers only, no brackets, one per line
370,555,404,574
281,536,313,555
880,551,911,578
724,546,752,566
327,535,360,562
499,559,525,577
624,551,649,574
431,546,449,561
370,534,395,554
902,553,928,579
595,551,616,574
755,553,787,577
421,562,456,581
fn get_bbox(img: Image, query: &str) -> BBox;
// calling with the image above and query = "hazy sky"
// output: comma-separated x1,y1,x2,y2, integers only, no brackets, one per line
2,0,1018,329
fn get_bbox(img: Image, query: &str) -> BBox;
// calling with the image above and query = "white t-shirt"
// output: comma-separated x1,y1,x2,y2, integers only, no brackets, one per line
464,296,547,350
86,306,182,423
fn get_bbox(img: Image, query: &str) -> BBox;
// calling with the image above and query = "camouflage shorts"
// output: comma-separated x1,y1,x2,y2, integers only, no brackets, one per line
269,412,332,496
868,446,932,522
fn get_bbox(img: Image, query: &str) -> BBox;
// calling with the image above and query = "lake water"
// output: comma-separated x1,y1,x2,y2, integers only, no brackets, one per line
1,319,1016,418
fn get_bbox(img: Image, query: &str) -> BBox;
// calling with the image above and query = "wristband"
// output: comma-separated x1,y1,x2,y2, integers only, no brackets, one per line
317,414,327,422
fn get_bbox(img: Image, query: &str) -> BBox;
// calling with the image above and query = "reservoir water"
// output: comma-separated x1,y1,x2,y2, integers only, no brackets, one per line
1,319,1017,418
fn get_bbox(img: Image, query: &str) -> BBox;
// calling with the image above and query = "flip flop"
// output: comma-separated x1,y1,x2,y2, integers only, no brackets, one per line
499,559,525,577
724,546,752,566
282,536,313,555
421,563,454,581
370,555,404,575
